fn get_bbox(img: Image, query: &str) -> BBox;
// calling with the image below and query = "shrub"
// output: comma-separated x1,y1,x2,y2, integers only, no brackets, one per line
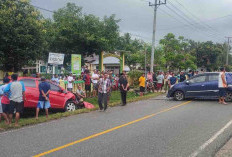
128,70,143,87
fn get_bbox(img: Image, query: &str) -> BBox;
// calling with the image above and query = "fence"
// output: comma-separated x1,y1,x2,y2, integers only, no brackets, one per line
59,80,86,93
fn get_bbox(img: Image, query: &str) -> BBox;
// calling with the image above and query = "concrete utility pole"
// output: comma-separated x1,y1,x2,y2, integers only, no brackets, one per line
225,37,232,65
149,0,166,73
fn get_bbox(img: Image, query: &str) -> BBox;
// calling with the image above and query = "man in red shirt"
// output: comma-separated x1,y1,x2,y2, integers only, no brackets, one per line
84,70,91,97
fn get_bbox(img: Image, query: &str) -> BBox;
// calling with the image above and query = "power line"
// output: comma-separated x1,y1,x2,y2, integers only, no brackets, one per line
170,0,223,36
33,2,232,34
158,8,222,41
164,3,224,41
32,2,227,42
167,0,224,39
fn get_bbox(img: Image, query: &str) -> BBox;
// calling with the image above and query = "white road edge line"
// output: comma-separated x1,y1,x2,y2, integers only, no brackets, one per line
189,119,232,157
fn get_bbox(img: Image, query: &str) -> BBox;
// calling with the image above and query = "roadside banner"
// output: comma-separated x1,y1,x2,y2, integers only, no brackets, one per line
48,52,65,65
71,54,81,75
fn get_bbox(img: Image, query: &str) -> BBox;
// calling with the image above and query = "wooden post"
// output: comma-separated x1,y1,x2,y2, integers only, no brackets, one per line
99,51,104,72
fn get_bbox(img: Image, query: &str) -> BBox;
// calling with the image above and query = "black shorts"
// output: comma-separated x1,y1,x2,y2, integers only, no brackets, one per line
219,88,226,97
140,86,145,92
85,84,91,91
2,103,10,113
9,101,24,114
93,83,98,90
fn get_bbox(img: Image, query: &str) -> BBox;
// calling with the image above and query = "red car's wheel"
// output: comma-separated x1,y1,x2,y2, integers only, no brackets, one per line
65,101,77,112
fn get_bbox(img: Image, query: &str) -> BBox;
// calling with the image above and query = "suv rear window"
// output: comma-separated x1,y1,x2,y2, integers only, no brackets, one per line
20,79,36,88
189,75,206,83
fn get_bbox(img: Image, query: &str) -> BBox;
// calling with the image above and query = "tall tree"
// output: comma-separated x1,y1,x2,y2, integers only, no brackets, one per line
50,3,120,58
0,0,46,72
195,41,225,71
159,33,197,71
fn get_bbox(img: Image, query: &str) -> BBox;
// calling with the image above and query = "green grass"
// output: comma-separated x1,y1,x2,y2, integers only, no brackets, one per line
0,91,162,131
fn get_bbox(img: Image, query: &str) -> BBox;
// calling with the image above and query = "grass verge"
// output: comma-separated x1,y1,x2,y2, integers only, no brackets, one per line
0,91,162,131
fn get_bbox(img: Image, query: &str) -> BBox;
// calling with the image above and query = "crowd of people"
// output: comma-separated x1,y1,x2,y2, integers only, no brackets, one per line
0,67,205,128
138,69,205,96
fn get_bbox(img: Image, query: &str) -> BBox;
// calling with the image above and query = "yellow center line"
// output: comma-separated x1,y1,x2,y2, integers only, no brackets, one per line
33,101,192,157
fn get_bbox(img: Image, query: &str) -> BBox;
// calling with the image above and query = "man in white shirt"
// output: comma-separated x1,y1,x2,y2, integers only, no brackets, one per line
51,74,59,85
67,73,74,92
92,70,99,97
218,67,227,105
156,72,164,92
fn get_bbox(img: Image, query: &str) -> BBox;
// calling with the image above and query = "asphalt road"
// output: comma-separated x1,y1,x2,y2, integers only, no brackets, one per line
1,95,232,157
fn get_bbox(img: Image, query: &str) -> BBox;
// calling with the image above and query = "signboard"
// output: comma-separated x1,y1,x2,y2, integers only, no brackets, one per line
71,54,81,75
48,53,65,65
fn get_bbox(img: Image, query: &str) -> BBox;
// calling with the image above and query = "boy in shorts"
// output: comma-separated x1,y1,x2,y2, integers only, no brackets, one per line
35,77,51,120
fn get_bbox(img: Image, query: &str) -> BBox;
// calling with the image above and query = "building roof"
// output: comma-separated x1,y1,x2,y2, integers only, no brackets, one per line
92,56,120,65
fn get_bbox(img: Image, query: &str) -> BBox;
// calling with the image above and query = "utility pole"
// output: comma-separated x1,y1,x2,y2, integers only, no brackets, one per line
149,0,166,73
145,49,147,92
225,37,232,65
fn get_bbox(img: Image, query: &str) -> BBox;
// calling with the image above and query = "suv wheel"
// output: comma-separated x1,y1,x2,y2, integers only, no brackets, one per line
65,101,76,112
225,92,232,102
174,91,184,101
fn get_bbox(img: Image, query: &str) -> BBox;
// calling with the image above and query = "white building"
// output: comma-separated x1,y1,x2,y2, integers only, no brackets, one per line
88,56,130,74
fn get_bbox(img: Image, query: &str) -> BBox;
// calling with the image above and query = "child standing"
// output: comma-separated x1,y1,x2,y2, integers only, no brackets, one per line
0,78,10,128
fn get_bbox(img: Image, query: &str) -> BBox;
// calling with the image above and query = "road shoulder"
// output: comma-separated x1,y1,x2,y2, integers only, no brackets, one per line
215,137,232,157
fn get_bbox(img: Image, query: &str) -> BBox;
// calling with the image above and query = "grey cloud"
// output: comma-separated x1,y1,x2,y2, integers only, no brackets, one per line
31,0,232,43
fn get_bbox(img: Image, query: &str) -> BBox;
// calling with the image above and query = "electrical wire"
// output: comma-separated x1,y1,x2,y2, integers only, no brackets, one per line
169,0,224,36
167,0,224,39
164,2,224,41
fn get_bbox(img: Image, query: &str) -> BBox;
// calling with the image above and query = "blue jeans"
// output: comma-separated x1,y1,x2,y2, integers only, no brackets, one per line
98,93,108,110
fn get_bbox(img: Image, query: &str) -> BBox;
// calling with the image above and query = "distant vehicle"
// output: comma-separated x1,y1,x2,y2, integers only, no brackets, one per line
167,72,232,101
17,77,79,111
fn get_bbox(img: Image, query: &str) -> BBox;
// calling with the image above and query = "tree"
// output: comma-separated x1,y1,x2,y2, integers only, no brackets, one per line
50,3,120,61
0,0,46,72
159,33,197,71
117,33,147,69
195,41,225,71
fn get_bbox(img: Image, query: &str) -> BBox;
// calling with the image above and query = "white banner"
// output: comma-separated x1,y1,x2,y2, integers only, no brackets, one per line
48,53,65,65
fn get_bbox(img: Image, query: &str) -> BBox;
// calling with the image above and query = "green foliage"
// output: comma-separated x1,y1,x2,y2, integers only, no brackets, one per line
50,3,120,58
0,1,230,73
0,0,46,72
128,70,144,87
159,33,197,71
117,33,147,69
195,41,227,71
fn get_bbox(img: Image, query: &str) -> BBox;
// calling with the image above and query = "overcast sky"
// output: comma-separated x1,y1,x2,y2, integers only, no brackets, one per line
31,0,232,44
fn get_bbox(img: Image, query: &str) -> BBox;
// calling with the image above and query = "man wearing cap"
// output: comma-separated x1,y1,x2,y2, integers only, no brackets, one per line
35,77,51,119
